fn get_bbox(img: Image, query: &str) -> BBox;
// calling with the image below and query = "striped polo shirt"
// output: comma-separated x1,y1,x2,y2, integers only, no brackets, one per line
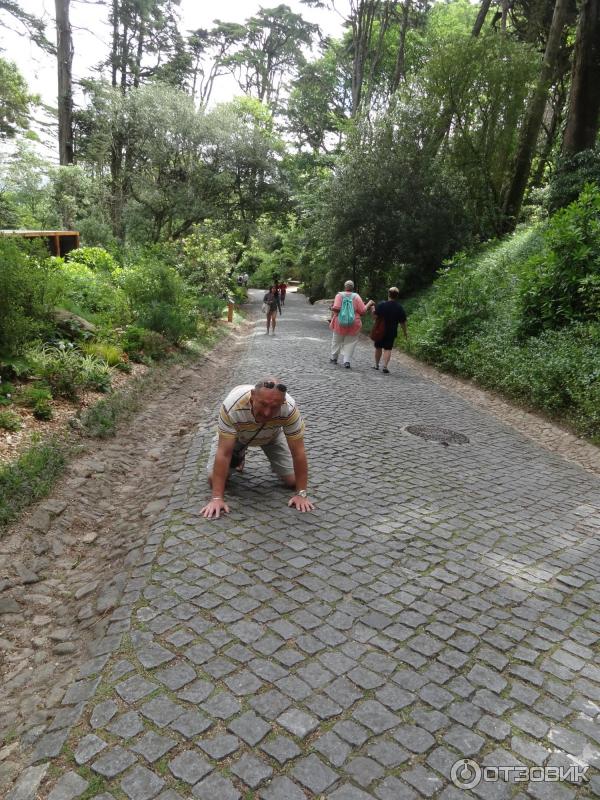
218,385,305,446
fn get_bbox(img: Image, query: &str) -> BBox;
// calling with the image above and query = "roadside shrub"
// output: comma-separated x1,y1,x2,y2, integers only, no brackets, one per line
79,355,112,393
0,436,66,528
26,345,83,400
0,240,60,357
122,260,196,343
83,341,125,366
25,344,112,399
547,147,600,212
120,326,170,361
15,384,53,407
137,302,197,344
66,246,119,274
0,382,14,406
53,257,129,322
33,399,53,420
196,296,226,321
519,185,600,336
0,410,22,431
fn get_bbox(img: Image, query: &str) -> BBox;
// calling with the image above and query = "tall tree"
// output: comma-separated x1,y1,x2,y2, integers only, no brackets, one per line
55,0,74,165
501,0,570,228
390,0,412,91
348,0,394,115
220,5,319,106
561,0,600,155
0,58,37,139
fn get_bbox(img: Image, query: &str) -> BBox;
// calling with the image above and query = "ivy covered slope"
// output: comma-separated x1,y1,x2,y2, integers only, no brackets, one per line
402,185,600,442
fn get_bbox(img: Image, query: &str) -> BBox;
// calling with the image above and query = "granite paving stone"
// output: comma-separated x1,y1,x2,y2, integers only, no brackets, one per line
47,771,89,800
230,753,273,788
227,711,271,745
260,735,302,764
91,746,137,778
120,765,165,800
130,731,177,763
168,751,212,784
197,734,240,760
74,734,108,765
191,772,240,800
39,292,600,800
291,753,339,794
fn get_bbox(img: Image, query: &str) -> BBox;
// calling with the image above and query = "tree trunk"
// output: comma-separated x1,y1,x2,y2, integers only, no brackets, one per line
391,0,411,91
531,82,567,185
501,0,569,229
111,0,119,87
471,0,493,36
55,0,73,165
350,1,377,116
562,0,600,155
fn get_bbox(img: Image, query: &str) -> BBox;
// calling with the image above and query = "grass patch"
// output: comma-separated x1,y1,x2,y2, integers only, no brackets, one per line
0,435,67,530
80,329,223,438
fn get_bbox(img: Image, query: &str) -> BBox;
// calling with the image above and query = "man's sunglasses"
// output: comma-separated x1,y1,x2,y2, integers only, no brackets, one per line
256,381,287,393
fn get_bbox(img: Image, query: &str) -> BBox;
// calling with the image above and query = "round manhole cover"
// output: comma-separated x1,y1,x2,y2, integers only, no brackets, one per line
405,425,469,446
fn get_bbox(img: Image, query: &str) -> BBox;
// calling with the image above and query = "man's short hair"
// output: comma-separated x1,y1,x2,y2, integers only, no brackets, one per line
344,280,354,290
388,287,400,298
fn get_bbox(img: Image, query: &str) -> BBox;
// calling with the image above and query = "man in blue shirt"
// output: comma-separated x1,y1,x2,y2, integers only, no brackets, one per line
370,287,408,373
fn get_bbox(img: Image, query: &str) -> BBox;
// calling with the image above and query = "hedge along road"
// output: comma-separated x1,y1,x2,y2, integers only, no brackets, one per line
10,288,600,800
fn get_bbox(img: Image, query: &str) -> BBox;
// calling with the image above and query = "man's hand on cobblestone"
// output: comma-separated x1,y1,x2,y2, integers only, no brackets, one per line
200,498,230,518
288,494,315,512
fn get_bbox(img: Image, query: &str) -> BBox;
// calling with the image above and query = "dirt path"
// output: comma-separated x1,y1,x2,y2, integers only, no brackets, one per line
0,320,253,790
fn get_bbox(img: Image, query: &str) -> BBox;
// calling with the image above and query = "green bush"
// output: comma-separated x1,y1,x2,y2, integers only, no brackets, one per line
0,240,60,357
404,222,600,441
122,260,196,343
0,382,14,406
0,436,66,528
25,344,112,399
547,147,600,212
137,302,197,344
120,326,170,361
79,354,112,393
0,410,21,431
26,345,84,400
33,399,53,420
15,384,53,408
83,341,125,366
196,296,226,321
66,246,119,273
519,185,600,336
53,256,129,322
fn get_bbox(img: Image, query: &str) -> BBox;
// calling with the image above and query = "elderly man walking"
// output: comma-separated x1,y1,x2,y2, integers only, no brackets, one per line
201,378,315,519
329,280,371,369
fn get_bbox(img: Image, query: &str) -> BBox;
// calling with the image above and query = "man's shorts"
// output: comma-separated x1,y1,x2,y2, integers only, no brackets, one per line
206,431,294,477
374,335,396,351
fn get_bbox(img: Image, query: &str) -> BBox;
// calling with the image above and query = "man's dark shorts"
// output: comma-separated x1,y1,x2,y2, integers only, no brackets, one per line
374,336,396,351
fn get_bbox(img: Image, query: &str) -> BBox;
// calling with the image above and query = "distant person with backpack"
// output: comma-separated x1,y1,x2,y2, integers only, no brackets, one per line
370,286,408,373
263,285,281,334
329,280,371,369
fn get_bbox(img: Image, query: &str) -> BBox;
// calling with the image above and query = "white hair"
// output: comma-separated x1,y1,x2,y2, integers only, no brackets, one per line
344,280,354,289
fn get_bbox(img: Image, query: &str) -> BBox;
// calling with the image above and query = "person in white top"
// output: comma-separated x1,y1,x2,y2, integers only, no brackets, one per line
201,378,315,519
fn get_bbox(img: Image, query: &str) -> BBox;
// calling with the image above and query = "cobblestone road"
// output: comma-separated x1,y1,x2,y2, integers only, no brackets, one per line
24,291,600,800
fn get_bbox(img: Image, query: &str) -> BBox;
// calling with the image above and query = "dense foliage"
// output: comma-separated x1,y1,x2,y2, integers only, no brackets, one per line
402,188,600,440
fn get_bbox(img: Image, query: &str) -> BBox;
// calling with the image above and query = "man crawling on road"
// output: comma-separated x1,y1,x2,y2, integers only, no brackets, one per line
200,378,315,519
